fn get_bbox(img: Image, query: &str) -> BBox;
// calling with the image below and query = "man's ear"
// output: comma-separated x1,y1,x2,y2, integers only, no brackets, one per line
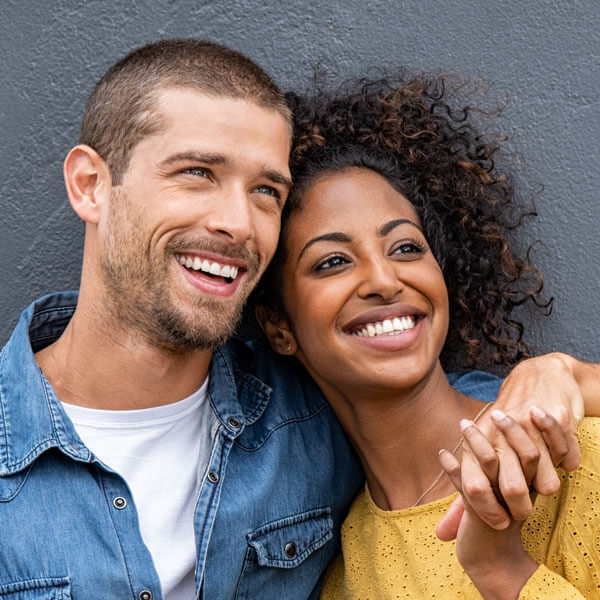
255,306,298,355
63,144,112,224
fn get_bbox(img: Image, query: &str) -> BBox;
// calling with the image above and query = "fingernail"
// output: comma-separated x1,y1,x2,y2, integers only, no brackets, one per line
490,409,507,422
459,419,473,432
439,448,447,455
530,405,546,419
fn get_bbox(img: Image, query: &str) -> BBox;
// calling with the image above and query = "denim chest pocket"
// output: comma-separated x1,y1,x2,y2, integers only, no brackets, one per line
234,508,334,599
0,578,71,600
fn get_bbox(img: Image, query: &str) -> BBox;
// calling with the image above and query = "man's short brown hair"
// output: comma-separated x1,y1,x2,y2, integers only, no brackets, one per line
79,39,290,184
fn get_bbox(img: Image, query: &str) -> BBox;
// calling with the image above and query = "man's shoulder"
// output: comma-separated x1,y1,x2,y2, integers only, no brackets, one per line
222,336,331,427
446,370,503,402
227,336,322,397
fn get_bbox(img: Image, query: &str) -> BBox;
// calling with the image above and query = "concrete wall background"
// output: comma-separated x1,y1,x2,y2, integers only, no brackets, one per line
1,0,598,361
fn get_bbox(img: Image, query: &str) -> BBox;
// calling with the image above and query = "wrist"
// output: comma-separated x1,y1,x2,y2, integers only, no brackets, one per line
464,553,538,600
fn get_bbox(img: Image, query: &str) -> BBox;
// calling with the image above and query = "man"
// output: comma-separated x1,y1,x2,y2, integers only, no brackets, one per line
0,39,598,599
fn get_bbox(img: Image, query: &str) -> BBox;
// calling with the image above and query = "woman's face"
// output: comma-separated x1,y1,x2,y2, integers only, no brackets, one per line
278,167,449,396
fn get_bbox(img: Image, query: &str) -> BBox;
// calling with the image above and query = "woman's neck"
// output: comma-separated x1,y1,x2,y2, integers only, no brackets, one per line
320,362,488,511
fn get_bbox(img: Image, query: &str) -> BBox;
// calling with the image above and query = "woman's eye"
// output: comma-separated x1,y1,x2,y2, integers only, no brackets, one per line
314,255,349,272
391,241,426,256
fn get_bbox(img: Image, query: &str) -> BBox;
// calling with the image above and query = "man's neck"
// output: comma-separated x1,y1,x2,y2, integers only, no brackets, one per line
35,306,213,410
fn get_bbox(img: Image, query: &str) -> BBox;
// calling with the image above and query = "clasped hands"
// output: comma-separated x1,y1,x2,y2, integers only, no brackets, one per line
436,354,584,599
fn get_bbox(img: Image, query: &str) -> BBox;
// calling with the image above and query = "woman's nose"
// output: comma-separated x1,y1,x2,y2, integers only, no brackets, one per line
356,258,404,300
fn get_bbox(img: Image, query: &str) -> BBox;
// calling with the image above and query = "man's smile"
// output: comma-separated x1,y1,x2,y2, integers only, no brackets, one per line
175,252,241,283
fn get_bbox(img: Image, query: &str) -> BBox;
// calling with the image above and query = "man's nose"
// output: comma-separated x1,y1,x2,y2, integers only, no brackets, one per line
204,185,253,245
357,257,404,300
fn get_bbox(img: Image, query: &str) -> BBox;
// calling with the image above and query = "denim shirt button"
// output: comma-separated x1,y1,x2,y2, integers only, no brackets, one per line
207,471,219,484
113,496,127,509
138,591,152,600
227,416,241,429
284,542,297,558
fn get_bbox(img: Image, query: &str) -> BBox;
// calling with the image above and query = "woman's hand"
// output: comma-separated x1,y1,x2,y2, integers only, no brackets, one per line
437,411,551,598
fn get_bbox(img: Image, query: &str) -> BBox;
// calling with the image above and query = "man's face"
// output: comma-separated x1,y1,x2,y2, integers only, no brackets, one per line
99,88,292,350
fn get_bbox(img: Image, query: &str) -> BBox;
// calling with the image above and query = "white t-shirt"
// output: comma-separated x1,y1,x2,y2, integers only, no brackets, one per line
62,378,211,599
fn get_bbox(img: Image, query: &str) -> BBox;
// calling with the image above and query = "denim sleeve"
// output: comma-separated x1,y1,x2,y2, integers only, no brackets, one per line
446,370,503,403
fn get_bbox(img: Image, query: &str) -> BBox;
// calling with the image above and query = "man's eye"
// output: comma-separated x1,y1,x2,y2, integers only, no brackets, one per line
182,167,209,177
313,255,349,272
254,185,280,198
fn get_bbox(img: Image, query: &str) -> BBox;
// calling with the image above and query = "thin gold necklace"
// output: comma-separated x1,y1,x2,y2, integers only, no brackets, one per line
411,402,494,507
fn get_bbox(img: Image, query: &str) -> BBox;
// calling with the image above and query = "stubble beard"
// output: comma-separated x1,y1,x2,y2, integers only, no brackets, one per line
100,194,260,352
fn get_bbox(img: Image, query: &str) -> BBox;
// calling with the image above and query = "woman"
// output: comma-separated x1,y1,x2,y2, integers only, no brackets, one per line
255,74,599,598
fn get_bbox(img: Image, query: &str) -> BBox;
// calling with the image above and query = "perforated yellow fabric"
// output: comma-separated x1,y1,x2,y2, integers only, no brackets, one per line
321,417,600,599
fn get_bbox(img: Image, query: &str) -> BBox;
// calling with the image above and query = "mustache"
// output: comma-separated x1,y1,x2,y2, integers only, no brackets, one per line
166,236,261,274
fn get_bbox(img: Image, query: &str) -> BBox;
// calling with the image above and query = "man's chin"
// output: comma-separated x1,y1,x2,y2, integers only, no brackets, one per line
150,302,243,352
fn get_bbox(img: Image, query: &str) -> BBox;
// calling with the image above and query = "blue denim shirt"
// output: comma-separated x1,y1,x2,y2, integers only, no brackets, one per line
0,292,501,600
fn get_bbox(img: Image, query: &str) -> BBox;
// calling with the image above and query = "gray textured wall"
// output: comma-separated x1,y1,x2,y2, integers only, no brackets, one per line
1,0,598,360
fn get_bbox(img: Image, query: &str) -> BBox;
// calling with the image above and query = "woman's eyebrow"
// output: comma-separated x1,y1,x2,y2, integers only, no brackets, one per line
298,232,352,260
297,219,423,260
379,219,423,236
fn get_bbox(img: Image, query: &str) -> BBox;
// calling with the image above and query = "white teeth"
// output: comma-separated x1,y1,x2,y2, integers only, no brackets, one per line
352,315,417,337
176,254,240,281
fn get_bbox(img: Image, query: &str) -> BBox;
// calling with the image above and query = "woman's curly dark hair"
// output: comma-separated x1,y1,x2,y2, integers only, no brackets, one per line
255,73,552,370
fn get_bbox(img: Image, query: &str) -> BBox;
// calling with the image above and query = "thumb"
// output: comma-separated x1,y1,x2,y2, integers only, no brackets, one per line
436,495,466,541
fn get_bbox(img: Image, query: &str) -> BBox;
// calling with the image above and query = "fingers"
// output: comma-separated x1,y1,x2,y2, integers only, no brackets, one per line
530,405,581,472
491,353,584,473
440,441,511,530
489,410,539,484
461,414,536,521
490,407,561,497
436,495,465,542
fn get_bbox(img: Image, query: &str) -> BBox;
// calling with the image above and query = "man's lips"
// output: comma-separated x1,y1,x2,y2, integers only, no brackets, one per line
175,251,247,282
174,252,248,297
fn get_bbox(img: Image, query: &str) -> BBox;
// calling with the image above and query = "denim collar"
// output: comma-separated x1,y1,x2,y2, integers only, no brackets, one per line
0,291,273,476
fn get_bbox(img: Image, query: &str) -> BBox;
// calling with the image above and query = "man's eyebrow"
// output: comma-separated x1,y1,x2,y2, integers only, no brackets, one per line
298,232,352,261
158,152,228,169
261,169,293,191
379,219,423,236
157,153,292,190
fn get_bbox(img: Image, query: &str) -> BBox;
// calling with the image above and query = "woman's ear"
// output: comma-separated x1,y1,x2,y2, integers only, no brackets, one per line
255,306,298,355
63,144,112,224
